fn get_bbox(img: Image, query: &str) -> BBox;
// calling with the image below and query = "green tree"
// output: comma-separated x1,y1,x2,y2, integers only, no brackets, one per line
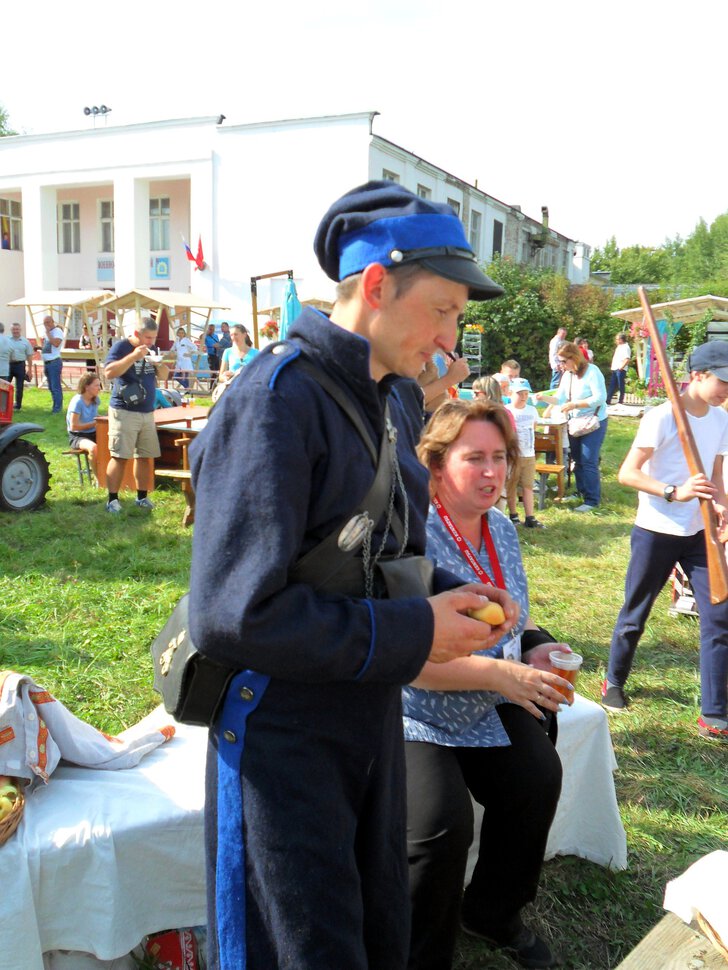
590,236,619,273
0,102,16,137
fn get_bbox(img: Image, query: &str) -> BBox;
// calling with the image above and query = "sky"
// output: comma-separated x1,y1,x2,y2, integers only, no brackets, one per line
4,0,728,252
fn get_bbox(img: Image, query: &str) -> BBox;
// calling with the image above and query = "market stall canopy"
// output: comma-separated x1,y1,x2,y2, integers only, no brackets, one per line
612,295,728,326
101,290,230,336
8,290,115,371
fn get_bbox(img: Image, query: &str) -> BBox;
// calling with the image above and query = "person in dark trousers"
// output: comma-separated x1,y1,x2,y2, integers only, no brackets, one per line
603,341,728,742
188,182,510,970
7,322,34,410
607,332,631,404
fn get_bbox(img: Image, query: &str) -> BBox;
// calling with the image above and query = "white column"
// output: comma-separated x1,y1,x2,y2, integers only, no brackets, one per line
113,176,148,292
188,159,214,300
22,183,58,292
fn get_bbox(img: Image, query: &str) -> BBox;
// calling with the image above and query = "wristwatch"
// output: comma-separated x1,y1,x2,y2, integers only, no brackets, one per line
663,485,677,503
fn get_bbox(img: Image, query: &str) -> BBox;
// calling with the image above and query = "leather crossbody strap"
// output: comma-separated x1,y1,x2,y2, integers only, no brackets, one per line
290,357,403,591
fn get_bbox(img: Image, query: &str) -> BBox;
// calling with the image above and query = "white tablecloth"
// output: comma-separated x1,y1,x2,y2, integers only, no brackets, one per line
3,707,207,970
4,696,626,970
466,694,627,882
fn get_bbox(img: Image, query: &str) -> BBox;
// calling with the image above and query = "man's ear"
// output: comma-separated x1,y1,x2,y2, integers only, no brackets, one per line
360,263,388,311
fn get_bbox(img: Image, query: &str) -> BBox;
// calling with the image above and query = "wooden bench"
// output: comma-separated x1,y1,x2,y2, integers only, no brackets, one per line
155,432,196,526
534,425,566,509
616,912,726,969
62,448,93,486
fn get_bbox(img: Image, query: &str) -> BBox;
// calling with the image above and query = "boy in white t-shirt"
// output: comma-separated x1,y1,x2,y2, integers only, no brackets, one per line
505,377,544,529
603,342,728,742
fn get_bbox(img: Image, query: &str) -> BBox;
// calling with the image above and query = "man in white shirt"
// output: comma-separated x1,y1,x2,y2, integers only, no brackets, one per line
8,322,35,410
548,327,567,388
603,341,728,742
607,333,631,404
40,315,64,413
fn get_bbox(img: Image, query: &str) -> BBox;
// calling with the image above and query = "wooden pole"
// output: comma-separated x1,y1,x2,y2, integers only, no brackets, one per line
638,286,728,603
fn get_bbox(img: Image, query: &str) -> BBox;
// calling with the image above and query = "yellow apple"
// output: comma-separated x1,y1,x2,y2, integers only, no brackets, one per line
467,601,506,626
0,795,14,819
0,784,17,800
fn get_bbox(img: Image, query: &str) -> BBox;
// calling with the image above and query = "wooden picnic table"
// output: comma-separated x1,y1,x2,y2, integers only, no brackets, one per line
95,405,208,491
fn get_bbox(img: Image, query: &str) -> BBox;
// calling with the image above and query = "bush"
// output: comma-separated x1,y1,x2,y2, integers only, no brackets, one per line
462,257,615,387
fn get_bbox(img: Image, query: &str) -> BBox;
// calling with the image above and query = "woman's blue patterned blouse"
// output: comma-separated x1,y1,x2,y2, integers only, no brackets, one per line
402,505,529,748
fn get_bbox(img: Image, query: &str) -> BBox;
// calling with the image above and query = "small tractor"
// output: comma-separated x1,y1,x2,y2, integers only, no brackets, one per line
0,379,50,511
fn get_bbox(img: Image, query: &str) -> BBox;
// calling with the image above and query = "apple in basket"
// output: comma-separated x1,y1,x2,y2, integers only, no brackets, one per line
467,600,506,626
0,776,19,820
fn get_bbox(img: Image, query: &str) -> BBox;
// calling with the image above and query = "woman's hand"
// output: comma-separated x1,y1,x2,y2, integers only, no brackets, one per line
490,659,573,719
523,641,570,672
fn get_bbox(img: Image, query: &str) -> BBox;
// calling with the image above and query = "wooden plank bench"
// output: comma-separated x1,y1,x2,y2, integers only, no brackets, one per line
155,468,195,527
616,912,726,969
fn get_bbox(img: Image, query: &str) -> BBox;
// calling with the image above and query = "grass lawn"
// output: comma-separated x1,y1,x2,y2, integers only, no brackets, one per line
2,388,726,969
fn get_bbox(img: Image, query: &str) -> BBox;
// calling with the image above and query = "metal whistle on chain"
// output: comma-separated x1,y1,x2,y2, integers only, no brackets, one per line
338,513,374,553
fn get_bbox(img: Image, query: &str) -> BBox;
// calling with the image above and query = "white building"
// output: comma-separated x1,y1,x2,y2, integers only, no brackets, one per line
0,111,591,343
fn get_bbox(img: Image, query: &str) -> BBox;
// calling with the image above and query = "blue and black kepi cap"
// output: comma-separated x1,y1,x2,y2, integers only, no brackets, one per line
314,181,504,302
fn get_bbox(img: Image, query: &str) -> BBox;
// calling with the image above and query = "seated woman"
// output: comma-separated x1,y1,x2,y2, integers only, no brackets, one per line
405,399,573,970
66,374,102,479
218,324,259,383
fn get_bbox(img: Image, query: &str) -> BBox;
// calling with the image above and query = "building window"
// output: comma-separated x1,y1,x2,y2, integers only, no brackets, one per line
382,169,400,183
0,199,22,251
492,219,503,256
447,198,460,216
57,202,80,254
469,210,482,254
99,199,114,253
416,184,432,200
150,196,170,251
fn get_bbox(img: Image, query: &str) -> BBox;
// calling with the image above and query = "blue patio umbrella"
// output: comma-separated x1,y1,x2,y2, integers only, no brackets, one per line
279,277,303,340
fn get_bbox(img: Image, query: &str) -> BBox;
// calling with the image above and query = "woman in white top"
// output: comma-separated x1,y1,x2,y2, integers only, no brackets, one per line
171,327,198,389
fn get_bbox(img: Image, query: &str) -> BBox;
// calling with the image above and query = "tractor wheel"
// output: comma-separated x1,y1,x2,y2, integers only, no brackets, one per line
0,439,51,511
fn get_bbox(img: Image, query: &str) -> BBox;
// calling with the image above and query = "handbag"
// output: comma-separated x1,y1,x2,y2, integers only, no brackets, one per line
567,413,600,437
566,414,599,438
566,373,599,437
150,354,426,726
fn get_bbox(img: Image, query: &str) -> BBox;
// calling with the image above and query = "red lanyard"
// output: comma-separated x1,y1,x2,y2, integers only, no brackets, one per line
432,495,505,589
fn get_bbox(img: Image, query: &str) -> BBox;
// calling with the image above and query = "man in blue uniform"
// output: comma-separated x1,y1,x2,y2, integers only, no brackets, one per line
188,182,507,970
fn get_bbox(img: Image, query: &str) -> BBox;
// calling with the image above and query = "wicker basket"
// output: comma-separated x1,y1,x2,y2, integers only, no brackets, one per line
697,911,728,962
0,785,24,847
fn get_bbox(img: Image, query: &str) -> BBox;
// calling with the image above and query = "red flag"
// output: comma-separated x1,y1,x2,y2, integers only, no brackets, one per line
195,235,205,271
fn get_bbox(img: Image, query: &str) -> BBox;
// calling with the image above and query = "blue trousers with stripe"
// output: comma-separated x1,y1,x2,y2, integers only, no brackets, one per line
205,671,411,970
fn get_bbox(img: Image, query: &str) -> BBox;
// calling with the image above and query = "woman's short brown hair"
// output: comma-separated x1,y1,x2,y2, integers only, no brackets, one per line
417,398,519,492
76,372,100,401
558,341,588,377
